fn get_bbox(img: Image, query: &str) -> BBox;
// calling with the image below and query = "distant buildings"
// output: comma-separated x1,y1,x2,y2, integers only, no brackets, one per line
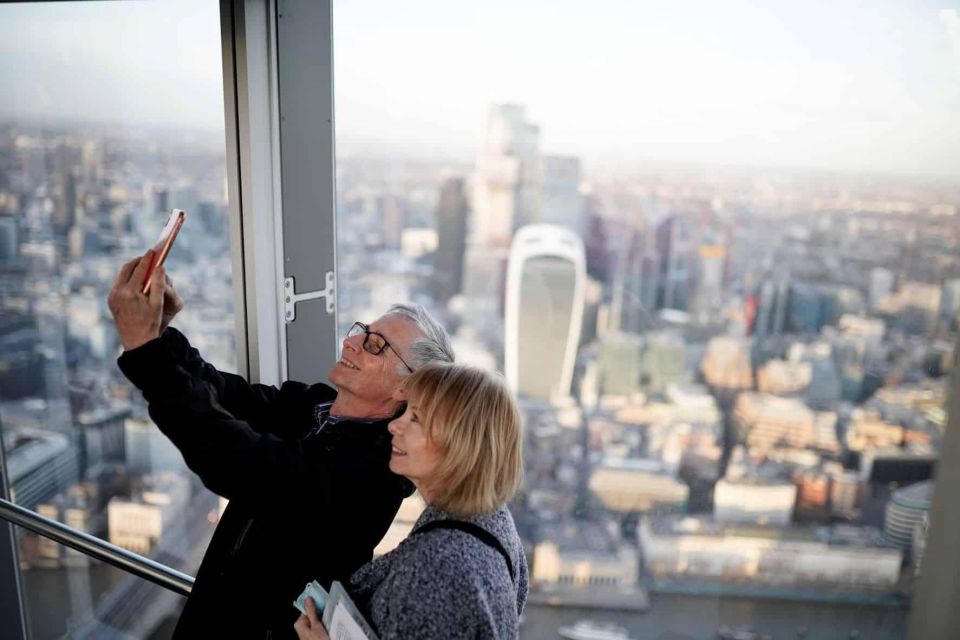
641,331,687,394
432,177,469,304
76,405,130,476
540,155,585,235
829,468,862,518
655,214,696,312
588,458,688,513
107,472,190,555
609,223,659,334
595,332,644,399
733,393,839,454
124,417,187,474
713,479,797,527
701,336,752,390
844,409,928,454
534,521,639,591
505,224,586,402
752,274,790,338
868,268,894,310
640,516,902,592
756,359,812,395
472,104,540,245
4,427,78,510
883,481,933,551
880,282,943,333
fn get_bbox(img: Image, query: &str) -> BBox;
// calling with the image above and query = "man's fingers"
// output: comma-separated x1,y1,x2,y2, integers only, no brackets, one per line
148,265,166,306
131,250,155,288
113,257,141,290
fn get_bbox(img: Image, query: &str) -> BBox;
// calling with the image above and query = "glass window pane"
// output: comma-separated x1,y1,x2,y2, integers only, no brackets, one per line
14,525,188,639
0,2,231,637
334,2,958,638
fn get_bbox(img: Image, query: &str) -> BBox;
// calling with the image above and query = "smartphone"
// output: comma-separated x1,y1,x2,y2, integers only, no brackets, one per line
142,209,186,294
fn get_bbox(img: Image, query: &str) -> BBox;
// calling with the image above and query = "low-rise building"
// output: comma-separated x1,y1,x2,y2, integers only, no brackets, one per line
107,472,189,555
714,479,797,527
639,516,902,591
534,521,638,589
589,458,688,513
733,393,839,453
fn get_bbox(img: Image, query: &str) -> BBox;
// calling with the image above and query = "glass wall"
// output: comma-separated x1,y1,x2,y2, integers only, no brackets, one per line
333,2,960,638
0,2,232,637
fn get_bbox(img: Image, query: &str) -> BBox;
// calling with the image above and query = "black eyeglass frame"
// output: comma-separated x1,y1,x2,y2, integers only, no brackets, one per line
346,321,415,373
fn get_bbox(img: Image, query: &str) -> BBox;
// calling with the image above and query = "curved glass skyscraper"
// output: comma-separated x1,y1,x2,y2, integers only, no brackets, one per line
505,224,586,402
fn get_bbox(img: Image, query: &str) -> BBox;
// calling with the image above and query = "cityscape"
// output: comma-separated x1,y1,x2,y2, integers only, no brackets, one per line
1,99,957,639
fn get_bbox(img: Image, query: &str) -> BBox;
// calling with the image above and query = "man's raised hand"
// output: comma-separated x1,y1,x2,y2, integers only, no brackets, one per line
107,251,167,351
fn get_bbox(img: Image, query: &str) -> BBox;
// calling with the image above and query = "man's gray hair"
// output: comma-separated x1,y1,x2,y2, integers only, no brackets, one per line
383,303,455,373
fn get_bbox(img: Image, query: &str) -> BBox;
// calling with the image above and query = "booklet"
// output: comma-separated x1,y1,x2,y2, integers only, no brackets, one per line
294,580,379,640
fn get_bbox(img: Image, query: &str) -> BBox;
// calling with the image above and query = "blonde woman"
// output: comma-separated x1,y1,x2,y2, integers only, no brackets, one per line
294,363,527,640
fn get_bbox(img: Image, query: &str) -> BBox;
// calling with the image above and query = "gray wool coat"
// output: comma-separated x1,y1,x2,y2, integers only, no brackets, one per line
348,504,528,639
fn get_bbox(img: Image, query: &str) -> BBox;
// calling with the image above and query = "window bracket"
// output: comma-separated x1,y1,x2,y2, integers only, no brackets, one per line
283,272,335,323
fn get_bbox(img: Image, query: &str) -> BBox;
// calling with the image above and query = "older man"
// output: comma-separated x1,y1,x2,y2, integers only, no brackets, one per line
107,253,454,638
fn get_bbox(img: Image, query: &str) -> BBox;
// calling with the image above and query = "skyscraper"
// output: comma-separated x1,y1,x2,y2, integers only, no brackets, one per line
869,267,895,310
432,177,469,303
463,104,541,310
752,272,790,338
471,104,540,245
540,155,584,235
610,224,660,334
0,215,19,266
655,214,694,311
505,224,586,402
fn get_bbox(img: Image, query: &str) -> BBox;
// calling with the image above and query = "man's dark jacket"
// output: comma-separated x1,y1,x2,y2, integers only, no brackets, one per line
118,328,412,639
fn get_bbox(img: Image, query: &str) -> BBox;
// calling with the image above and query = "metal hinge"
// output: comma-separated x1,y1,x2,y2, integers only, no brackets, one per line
284,272,335,323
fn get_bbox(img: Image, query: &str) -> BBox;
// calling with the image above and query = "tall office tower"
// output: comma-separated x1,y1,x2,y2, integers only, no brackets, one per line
752,272,790,338
0,215,19,266
432,177,469,304
655,214,694,311
689,241,727,324
610,224,659,334
76,406,131,476
869,267,895,310
540,155,584,235
463,104,540,310
379,194,405,248
505,224,586,402
53,170,78,234
471,104,541,245
940,278,960,323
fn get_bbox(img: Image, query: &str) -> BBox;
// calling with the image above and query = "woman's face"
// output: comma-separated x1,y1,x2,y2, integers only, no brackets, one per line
387,390,444,496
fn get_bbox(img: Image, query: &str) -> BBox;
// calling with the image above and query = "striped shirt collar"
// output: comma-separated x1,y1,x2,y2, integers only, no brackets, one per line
308,399,385,438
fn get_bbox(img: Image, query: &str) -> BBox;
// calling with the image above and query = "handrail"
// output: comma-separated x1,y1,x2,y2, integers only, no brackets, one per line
0,497,194,597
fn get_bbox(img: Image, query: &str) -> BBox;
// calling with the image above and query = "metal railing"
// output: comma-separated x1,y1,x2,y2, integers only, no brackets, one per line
0,497,194,597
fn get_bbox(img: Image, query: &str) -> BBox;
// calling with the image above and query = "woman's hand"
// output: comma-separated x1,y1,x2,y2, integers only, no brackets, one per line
294,596,329,640
107,251,166,351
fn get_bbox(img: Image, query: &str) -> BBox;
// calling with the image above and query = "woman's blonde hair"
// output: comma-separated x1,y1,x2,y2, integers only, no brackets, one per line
401,363,523,518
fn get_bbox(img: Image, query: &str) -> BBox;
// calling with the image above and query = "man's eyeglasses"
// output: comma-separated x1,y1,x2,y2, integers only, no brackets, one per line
346,321,414,373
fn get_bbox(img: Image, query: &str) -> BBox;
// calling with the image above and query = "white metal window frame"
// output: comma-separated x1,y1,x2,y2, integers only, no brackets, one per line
223,0,340,387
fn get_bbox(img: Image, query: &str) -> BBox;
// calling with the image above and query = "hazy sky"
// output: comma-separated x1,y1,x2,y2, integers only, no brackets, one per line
1,0,959,178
